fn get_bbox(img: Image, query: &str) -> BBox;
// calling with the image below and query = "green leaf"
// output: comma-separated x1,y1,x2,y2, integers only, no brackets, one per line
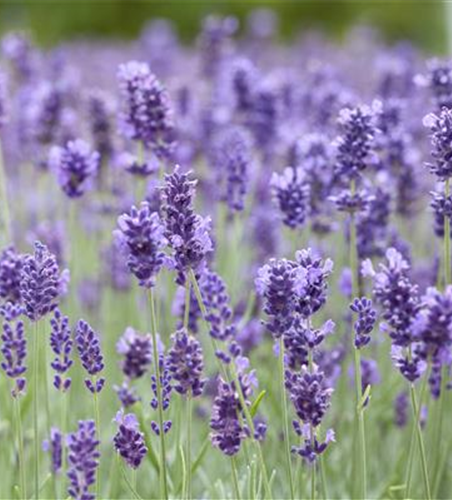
250,390,267,418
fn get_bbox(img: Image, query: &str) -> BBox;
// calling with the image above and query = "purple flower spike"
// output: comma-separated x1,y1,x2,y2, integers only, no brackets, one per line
162,167,212,284
113,410,147,469
424,107,452,181
210,378,245,456
1,311,26,397
334,101,380,181
200,269,235,342
0,246,23,304
350,297,377,349
286,368,333,428
75,320,105,393
116,327,152,380
116,202,167,288
114,381,140,408
271,166,311,229
117,61,176,159
49,308,73,391
43,427,63,474
67,420,100,500
167,328,206,397
20,241,61,322
50,139,100,198
394,391,409,427
291,423,335,463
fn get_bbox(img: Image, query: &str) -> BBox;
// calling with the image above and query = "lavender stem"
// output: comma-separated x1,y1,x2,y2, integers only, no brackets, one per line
149,288,169,500
279,337,295,500
33,321,40,499
14,395,26,499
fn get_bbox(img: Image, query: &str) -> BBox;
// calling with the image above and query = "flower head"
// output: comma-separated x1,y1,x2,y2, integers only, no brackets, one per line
1,311,26,397
350,297,377,349
67,420,100,500
49,139,100,198
0,246,23,304
424,107,452,180
43,427,63,474
113,410,147,469
49,308,73,391
75,320,105,393
116,327,152,379
116,202,167,288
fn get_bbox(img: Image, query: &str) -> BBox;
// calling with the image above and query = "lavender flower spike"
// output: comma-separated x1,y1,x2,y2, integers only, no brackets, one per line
167,328,206,397
0,246,22,304
75,320,105,393
116,327,152,379
162,167,213,284
43,427,63,474
67,420,100,500
49,308,73,391
1,308,26,397
49,139,100,198
113,410,147,469
350,297,377,349
20,241,61,322
424,107,452,181
116,202,167,288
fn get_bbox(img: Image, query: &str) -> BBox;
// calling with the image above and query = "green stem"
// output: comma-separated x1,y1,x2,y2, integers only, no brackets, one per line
410,383,431,500
119,457,143,500
14,396,26,499
149,289,169,500
186,393,192,500
230,455,241,500
349,179,367,500
405,368,428,498
319,455,328,500
33,321,40,500
279,337,295,500
311,454,316,500
93,380,101,500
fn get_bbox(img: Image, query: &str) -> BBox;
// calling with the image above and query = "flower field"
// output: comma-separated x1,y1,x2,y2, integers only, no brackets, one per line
0,11,451,500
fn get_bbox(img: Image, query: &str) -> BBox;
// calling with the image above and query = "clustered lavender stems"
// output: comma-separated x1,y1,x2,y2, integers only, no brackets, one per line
189,269,273,500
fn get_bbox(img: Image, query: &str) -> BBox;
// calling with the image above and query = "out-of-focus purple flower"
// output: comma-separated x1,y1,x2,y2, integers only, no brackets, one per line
162,167,212,284
49,139,99,198
198,15,238,77
250,204,280,262
67,420,100,500
1,311,26,397
117,61,176,159
87,89,114,159
424,108,452,181
391,345,427,382
350,297,377,349
334,102,380,181
27,221,66,266
77,279,101,313
167,328,205,397
230,57,257,113
113,410,147,469
0,71,7,128
43,427,63,474
1,32,35,81
116,327,152,380
117,151,158,178
329,188,375,214
116,202,167,288
49,308,73,392
210,377,245,456
270,166,310,229
0,246,23,304
249,83,279,150
394,391,409,427
20,241,61,322
418,59,452,110
75,320,105,394
102,235,131,292
212,126,252,212
200,269,235,342
236,318,264,353
339,268,353,298
172,286,201,334
114,381,140,408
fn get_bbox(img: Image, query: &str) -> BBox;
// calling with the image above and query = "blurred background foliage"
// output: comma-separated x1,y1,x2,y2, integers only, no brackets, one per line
0,1,448,52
